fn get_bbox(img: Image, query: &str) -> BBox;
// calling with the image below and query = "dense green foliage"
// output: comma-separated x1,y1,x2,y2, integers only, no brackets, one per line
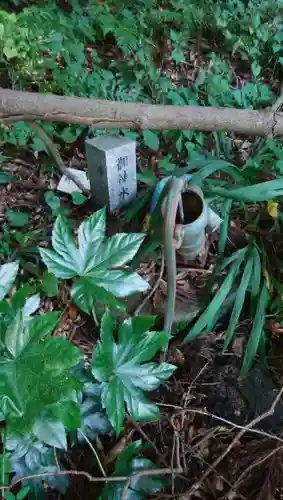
1,0,283,497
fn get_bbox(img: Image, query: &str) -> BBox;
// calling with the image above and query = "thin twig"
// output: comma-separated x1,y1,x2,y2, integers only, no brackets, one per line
134,252,165,316
223,445,283,499
175,404,283,445
126,416,167,466
188,445,247,500
119,468,183,500
8,467,182,492
183,361,209,407
28,122,90,195
77,429,106,477
180,388,283,498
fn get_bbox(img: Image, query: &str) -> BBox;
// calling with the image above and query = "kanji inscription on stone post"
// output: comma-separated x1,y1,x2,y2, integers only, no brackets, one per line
85,135,136,212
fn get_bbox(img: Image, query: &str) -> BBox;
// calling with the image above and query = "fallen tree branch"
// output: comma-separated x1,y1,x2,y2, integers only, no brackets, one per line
1,89,283,136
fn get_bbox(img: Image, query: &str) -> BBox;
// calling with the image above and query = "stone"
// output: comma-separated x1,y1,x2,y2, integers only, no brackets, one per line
85,135,136,212
57,168,90,194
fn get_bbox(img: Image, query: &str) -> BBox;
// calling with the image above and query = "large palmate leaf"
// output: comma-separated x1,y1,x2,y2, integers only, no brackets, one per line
92,312,176,434
39,208,149,314
0,309,82,435
0,261,19,301
99,440,165,500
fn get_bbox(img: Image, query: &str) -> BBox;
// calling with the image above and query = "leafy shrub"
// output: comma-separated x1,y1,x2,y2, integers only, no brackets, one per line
39,207,149,316
92,312,175,434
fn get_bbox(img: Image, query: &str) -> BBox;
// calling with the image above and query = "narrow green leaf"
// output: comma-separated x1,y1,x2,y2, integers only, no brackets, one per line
210,179,283,202
251,247,261,297
223,253,253,351
16,486,30,500
190,160,239,184
217,247,248,272
184,251,246,342
218,200,232,256
0,261,19,301
240,284,269,376
5,493,15,500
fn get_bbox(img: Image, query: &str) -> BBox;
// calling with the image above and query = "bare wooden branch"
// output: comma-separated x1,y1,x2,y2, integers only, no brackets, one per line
1,89,283,136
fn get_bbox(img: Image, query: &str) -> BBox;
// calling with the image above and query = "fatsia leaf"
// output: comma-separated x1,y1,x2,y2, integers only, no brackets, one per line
0,261,19,301
22,294,40,320
52,216,81,271
33,416,67,450
77,207,106,269
118,316,157,344
92,312,175,434
39,248,77,279
240,284,269,376
0,312,81,434
71,278,125,314
223,253,253,351
92,269,148,297
39,210,149,315
85,232,146,272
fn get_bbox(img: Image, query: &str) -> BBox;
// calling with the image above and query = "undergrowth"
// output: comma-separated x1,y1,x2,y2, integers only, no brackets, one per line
1,0,283,498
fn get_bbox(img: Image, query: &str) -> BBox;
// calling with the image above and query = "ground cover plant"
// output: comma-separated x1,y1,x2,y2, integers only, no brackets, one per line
1,0,283,498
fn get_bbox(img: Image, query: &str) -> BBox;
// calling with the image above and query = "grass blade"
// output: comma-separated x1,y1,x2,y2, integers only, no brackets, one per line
217,247,248,272
223,253,253,351
190,160,242,185
210,179,283,202
218,199,232,256
184,250,246,343
250,246,261,297
240,283,269,376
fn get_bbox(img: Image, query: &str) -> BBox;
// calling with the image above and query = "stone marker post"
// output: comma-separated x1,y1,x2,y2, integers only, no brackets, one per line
85,135,136,212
